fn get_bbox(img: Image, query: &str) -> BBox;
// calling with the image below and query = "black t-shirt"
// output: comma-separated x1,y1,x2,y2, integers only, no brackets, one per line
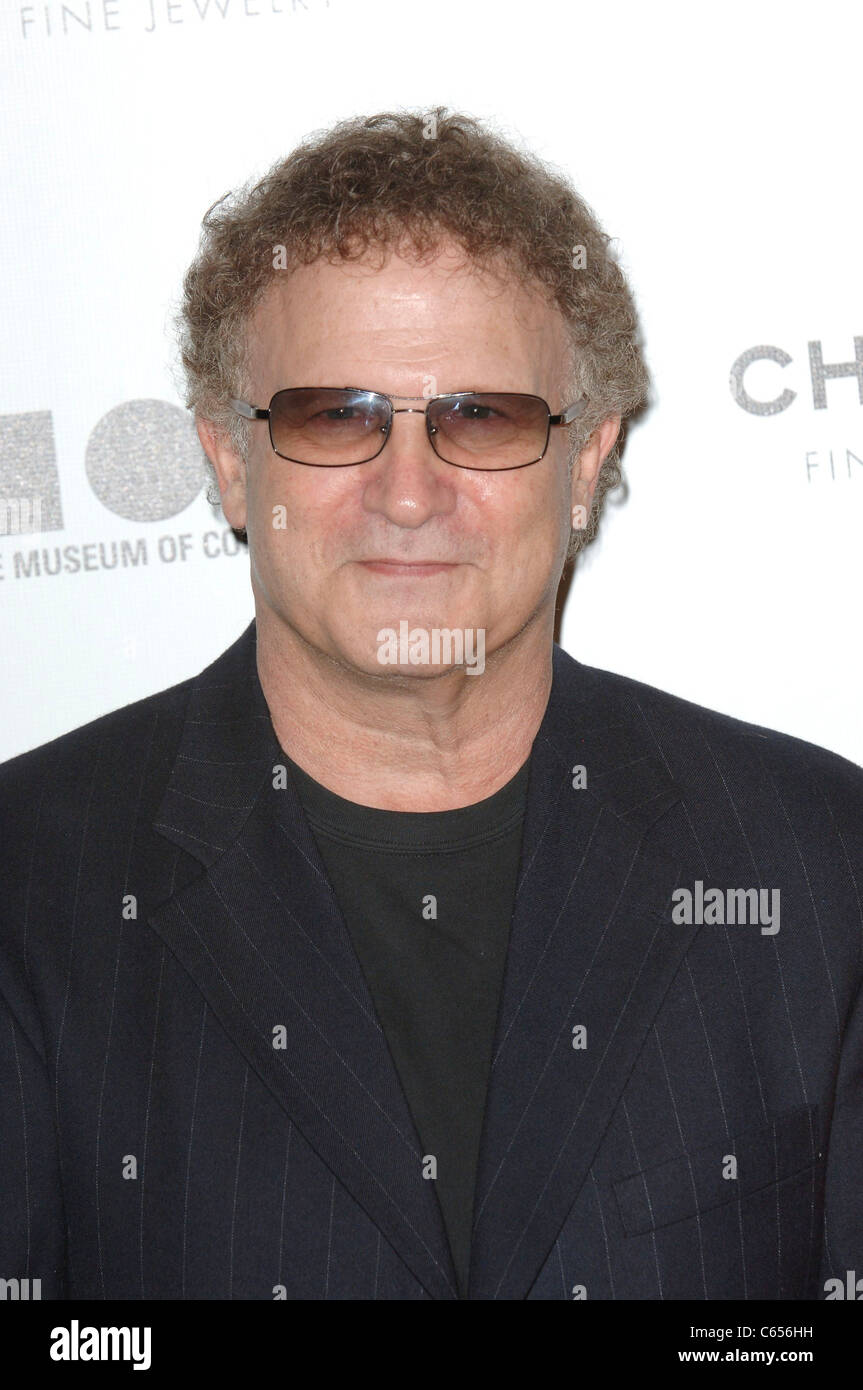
286,753,531,1298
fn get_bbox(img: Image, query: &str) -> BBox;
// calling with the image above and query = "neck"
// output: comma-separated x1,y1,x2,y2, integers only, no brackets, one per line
255,607,554,811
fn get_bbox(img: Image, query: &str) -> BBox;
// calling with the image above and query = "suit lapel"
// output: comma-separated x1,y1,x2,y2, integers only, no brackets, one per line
469,645,697,1299
148,621,458,1300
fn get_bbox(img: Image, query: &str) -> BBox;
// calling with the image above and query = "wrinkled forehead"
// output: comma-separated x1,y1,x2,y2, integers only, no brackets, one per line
244,243,571,397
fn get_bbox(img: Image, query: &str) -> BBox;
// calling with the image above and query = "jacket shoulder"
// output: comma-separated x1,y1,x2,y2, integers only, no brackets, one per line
0,670,196,820
561,649,863,805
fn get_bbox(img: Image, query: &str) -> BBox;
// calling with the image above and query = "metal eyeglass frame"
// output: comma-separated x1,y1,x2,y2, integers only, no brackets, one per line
229,388,587,471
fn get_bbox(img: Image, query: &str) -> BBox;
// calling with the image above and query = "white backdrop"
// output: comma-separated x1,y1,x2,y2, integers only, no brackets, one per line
1,0,860,765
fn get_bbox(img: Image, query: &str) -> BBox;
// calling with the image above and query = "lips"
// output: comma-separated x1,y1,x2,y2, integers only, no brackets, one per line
358,559,457,575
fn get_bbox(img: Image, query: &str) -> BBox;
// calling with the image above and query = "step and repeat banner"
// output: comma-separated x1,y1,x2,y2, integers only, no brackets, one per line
1,0,860,764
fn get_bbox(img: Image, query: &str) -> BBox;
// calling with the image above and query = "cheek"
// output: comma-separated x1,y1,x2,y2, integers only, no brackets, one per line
497,478,564,548
253,466,346,563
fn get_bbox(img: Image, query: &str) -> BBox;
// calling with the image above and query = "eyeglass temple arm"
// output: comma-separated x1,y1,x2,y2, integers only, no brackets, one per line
230,399,269,420
549,397,587,426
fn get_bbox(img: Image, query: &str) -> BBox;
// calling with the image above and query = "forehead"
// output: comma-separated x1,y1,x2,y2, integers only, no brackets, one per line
245,241,569,394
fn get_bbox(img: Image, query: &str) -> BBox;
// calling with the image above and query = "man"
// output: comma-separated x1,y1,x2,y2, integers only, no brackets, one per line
1,109,861,1301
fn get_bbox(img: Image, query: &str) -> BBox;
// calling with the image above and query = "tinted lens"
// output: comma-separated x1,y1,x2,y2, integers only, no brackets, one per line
429,393,550,468
269,388,388,464
428,394,547,469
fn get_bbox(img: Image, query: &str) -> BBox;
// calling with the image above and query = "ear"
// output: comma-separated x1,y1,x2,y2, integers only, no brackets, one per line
196,416,248,533
570,413,621,522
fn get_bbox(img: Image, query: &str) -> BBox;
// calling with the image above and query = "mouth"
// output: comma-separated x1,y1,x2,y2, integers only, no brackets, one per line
357,560,459,577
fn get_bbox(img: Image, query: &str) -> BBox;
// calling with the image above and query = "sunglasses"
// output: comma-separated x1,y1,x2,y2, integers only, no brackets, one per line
230,387,587,471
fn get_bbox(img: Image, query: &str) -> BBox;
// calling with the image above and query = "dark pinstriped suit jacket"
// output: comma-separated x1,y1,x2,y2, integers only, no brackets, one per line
1,618,861,1300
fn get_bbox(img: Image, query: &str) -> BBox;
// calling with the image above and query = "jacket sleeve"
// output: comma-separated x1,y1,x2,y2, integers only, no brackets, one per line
0,972,68,1299
818,974,863,1296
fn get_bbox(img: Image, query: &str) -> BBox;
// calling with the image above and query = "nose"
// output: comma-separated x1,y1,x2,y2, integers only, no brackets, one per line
360,407,457,530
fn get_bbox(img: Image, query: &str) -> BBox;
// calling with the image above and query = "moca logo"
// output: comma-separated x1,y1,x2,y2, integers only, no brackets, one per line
730,337,863,415
0,399,208,538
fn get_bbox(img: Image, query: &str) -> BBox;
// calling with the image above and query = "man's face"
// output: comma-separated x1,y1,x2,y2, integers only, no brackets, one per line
207,241,600,679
